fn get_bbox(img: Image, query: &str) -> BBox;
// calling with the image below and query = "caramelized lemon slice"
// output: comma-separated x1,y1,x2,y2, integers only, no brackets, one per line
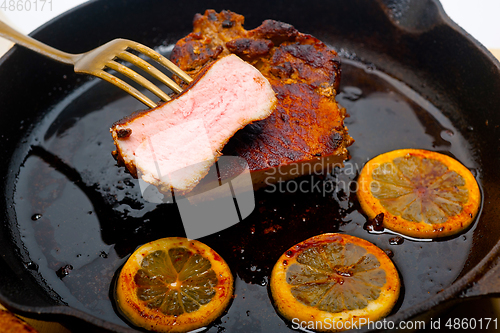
0,310,39,333
116,237,233,332
358,149,481,238
270,233,400,332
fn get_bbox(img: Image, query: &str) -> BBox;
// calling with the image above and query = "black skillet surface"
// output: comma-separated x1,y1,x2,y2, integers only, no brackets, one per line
1,0,500,332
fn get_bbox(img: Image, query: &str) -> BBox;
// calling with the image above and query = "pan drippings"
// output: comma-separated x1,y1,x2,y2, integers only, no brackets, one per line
11,58,480,331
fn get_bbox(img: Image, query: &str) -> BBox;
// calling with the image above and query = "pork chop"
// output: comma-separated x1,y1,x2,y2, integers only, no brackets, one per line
170,10,354,187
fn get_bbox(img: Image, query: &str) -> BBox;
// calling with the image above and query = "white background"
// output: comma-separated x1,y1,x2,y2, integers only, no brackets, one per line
0,0,499,51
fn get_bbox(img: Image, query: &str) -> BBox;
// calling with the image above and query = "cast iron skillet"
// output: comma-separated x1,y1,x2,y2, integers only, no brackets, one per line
1,0,500,332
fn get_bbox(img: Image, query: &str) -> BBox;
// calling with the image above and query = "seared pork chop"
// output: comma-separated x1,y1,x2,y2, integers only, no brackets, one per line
111,54,276,194
171,10,353,187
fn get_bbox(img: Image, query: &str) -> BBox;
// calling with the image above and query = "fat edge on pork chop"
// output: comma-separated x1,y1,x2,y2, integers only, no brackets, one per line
170,10,354,188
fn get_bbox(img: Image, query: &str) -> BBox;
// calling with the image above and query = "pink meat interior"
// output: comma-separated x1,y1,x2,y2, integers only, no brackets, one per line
111,54,276,194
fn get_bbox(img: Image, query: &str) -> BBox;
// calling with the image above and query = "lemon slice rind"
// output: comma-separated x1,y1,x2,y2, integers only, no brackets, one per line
116,237,233,333
358,149,480,239
270,233,400,332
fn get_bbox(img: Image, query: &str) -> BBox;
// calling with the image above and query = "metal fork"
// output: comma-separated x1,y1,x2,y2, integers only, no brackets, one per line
0,21,193,108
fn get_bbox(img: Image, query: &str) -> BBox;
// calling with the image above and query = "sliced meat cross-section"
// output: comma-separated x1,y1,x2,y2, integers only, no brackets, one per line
111,54,277,195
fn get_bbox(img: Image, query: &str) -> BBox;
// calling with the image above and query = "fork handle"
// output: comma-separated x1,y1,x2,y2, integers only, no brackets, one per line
0,20,80,65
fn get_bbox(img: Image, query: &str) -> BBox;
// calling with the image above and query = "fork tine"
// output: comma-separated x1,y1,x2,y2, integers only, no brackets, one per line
94,70,158,108
117,51,183,94
127,42,193,84
106,60,172,103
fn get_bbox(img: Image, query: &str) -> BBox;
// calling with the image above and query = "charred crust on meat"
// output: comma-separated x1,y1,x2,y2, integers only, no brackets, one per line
226,38,273,61
192,32,203,40
193,13,204,23
111,108,151,127
222,20,234,28
208,11,217,21
330,132,343,149
111,148,131,173
279,44,326,68
270,62,294,79
213,45,224,57
252,20,299,45
223,121,266,155
116,128,132,139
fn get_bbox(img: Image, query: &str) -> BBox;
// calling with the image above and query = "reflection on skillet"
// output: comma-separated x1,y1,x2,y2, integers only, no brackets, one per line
11,57,481,331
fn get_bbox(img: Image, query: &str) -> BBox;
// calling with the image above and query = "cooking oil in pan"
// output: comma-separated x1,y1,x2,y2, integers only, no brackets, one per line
10,58,481,331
